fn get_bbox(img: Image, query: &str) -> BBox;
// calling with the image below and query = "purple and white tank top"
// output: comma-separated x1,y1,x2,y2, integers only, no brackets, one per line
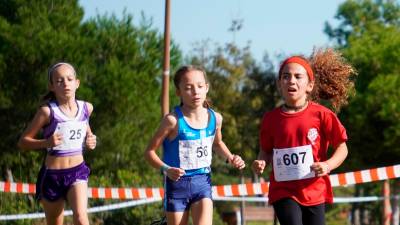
43,100,89,157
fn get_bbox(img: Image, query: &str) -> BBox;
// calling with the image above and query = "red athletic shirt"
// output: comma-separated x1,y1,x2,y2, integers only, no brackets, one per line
259,101,347,206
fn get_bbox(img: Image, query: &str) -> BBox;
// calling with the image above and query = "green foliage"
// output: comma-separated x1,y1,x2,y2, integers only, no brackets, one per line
366,74,400,149
3,0,400,224
0,0,85,169
325,0,400,223
0,192,42,225
327,0,400,170
325,0,400,47
0,0,181,224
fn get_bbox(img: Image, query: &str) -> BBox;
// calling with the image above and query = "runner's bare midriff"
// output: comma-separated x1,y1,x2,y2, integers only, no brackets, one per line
45,155,84,169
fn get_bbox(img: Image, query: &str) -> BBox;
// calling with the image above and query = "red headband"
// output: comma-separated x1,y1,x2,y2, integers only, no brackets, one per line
278,56,314,81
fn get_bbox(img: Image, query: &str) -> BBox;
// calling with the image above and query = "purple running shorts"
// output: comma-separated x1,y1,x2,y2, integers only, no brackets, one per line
36,162,90,201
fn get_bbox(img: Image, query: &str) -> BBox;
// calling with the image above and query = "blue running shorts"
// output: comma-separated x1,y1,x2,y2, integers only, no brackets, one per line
164,173,212,212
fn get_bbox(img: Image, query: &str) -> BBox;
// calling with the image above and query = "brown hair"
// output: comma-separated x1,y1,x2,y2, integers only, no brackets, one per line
41,62,77,104
279,48,356,112
173,65,211,108
309,48,356,112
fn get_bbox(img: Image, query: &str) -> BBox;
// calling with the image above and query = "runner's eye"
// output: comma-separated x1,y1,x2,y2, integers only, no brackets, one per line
184,86,193,90
282,74,290,80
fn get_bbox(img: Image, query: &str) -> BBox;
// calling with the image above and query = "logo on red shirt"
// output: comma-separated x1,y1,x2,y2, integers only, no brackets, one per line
307,128,318,144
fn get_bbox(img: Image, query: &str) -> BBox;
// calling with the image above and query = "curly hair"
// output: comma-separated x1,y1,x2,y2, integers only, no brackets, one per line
309,48,356,112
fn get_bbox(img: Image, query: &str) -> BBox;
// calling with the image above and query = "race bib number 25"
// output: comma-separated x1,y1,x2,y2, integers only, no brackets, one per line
273,145,315,182
53,121,87,151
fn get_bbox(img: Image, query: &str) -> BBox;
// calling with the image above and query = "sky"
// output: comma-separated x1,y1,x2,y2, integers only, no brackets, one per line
79,0,346,65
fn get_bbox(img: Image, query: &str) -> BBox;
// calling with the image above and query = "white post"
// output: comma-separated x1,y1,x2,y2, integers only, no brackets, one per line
236,210,241,225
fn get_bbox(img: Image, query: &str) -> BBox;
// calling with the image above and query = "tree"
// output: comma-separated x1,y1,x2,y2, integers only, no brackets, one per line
325,0,400,48
325,0,400,170
0,0,86,179
325,1,400,224
0,1,87,224
0,1,182,224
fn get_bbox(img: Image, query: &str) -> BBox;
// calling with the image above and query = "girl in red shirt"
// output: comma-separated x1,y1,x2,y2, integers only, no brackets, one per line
252,48,355,225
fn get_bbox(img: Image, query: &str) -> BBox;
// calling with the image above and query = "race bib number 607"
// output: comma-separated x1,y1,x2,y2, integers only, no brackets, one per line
273,145,315,181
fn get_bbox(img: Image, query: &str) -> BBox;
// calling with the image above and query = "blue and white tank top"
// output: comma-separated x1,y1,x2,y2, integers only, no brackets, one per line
43,100,89,157
163,106,217,176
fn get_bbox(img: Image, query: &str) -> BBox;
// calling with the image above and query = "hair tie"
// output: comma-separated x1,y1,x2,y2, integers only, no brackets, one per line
278,56,314,81
47,62,76,82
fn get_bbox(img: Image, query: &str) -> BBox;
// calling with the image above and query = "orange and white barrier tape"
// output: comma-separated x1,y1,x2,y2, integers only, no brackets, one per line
1,164,399,199
87,187,165,199
212,183,268,198
329,164,400,187
0,182,35,195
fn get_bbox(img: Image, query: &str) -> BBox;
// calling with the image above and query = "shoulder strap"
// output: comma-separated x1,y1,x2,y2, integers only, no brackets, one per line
207,108,217,132
76,100,88,121
174,106,185,134
44,101,55,127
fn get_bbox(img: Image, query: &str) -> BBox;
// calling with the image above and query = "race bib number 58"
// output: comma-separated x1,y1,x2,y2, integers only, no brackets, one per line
273,145,315,181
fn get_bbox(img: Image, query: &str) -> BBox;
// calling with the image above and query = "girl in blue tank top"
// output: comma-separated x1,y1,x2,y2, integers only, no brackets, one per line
145,65,245,225
18,62,96,225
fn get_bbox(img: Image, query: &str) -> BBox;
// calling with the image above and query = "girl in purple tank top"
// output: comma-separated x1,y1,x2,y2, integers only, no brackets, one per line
18,62,96,225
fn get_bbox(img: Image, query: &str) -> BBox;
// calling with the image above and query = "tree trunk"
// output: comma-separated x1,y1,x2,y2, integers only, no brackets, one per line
392,180,399,225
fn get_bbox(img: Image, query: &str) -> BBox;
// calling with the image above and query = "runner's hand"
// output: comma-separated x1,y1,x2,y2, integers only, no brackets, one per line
252,160,266,174
228,154,246,170
311,162,330,177
85,133,97,150
46,133,63,147
166,167,186,181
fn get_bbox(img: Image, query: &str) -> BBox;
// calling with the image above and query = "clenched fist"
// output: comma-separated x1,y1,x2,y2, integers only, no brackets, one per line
252,160,266,174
